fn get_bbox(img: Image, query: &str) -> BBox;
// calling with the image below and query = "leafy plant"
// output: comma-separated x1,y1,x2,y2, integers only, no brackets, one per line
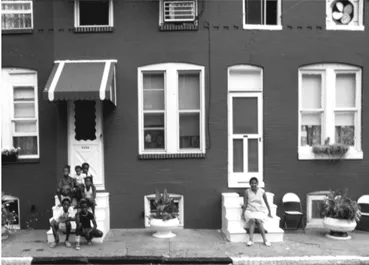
149,189,178,221
322,189,361,221
2,192,18,235
1,147,21,156
312,137,349,158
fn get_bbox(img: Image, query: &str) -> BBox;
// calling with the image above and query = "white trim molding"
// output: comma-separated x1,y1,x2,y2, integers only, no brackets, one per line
298,63,363,160
137,63,206,156
242,0,282,30
227,65,264,188
326,0,364,31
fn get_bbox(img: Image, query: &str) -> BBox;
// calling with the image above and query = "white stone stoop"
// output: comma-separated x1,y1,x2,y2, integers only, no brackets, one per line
221,192,284,243
46,192,110,244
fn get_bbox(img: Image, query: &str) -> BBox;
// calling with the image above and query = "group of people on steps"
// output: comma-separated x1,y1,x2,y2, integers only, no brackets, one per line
50,162,102,250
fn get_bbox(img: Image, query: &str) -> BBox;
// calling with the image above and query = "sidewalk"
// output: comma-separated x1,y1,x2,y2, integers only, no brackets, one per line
2,228,369,264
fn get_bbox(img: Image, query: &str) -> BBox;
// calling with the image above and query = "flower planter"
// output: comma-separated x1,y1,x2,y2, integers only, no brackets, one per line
150,218,180,238
323,217,357,240
2,154,18,163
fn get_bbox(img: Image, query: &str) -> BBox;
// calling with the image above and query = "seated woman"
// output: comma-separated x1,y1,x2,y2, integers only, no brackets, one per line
241,177,272,247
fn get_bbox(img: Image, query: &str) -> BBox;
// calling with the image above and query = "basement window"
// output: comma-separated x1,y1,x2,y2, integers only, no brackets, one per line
74,0,114,32
243,0,282,30
159,0,199,31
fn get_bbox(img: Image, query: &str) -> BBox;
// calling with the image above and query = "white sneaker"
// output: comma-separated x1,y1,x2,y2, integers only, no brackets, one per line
247,241,254,246
264,241,271,247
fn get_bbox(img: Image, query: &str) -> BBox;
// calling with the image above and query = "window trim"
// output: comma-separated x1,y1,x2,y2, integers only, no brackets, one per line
242,0,282,30
227,65,264,188
137,63,205,156
74,0,114,28
298,63,363,160
326,0,365,31
2,68,40,159
1,0,34,31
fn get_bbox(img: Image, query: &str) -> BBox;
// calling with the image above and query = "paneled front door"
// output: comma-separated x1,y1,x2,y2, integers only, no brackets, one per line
228,93,263,188
68,100,105,190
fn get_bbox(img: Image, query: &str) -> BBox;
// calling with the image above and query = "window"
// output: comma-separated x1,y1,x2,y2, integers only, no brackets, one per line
243,0,282,30
159,0,198,31
74,0,114,31
298,64,362,160
228,65,264,188
1,68,39,159
326,0,364,30
138,63,205,158
1,0,33,31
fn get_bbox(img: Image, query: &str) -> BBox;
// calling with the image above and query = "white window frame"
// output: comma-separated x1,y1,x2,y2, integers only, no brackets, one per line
1,68,40,159
298,63,362,160
138,63,205,155
74,0,114,28
227,65,264,188
1,0,34,30
242,0,282,30
306,191,330,229
326,0,364,31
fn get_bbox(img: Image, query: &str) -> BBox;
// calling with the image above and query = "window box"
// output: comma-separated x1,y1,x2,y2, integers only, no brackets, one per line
159,0,198,31
138,63,205,157
326,0,364,31
242,0,282,30
298,64,362,160
1,153,18,163
1,0,33,32
74,0,114,33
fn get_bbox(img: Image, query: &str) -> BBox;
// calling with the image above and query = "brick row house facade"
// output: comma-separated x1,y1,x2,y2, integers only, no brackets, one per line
1,0,369,239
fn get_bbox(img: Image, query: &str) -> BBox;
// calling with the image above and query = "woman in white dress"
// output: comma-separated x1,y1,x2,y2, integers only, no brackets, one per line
242,177,272,247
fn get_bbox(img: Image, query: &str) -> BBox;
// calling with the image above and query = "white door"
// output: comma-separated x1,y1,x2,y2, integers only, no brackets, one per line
228,93,263,188
68,100,105,190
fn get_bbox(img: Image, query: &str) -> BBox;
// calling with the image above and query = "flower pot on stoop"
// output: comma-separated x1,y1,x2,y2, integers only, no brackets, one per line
2,154,18,163
323,217,357,240
150,218,180,238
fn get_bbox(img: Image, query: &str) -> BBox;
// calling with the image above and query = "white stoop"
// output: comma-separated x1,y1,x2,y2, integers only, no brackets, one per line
221,192,284,242
46,192,110,244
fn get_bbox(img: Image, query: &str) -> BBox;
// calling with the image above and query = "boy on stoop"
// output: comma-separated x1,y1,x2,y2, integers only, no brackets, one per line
75,199,103,250
49,197,75,248
56,165,76,207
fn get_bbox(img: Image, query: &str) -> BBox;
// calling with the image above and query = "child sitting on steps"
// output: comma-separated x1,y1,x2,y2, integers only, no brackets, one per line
82,176,97,215
56,165,76,207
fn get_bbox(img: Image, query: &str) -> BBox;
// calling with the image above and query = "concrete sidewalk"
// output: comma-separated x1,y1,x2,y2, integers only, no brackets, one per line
1,228,369,264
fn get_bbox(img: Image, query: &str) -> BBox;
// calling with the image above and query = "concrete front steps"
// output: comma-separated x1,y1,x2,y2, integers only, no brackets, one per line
46,192,110,244
221,192,284,242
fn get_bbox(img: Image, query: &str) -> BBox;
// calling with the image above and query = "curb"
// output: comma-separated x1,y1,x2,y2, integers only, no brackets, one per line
29,256,233,264
232,255,369,265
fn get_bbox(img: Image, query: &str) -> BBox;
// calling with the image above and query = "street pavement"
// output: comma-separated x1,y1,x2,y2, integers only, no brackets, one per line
1,228,369,264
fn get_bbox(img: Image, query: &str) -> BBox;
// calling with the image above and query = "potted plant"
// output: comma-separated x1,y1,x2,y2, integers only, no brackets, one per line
2,193,18,240
2,147,21,163
322,189,361,240
312,137,349,160
147,189,179,238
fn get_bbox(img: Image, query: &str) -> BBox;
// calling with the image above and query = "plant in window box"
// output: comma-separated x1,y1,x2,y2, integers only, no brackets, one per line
2,193,18,240
312,137,349,159
1,147,21,163
322,189,361,240
147,189,180,238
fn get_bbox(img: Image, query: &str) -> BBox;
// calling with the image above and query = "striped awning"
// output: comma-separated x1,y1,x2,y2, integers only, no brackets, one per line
43,60,117,106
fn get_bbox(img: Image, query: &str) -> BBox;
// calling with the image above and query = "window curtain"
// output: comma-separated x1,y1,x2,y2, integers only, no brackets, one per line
1,0,32,29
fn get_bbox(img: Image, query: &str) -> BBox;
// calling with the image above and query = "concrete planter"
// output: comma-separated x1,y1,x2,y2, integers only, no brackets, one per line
150,218,180,238
323,217,357,240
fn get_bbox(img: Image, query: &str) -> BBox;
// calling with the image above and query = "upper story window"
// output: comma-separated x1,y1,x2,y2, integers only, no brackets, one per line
243,0,282,30
74,0,114,32
1,0,33,32
159,0,198,31
298,64,362,160
326,0,364,31
1,68,39,159
138,63,205,159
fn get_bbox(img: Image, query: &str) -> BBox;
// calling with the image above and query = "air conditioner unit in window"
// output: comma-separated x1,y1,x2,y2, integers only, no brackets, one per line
163,0,196,22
